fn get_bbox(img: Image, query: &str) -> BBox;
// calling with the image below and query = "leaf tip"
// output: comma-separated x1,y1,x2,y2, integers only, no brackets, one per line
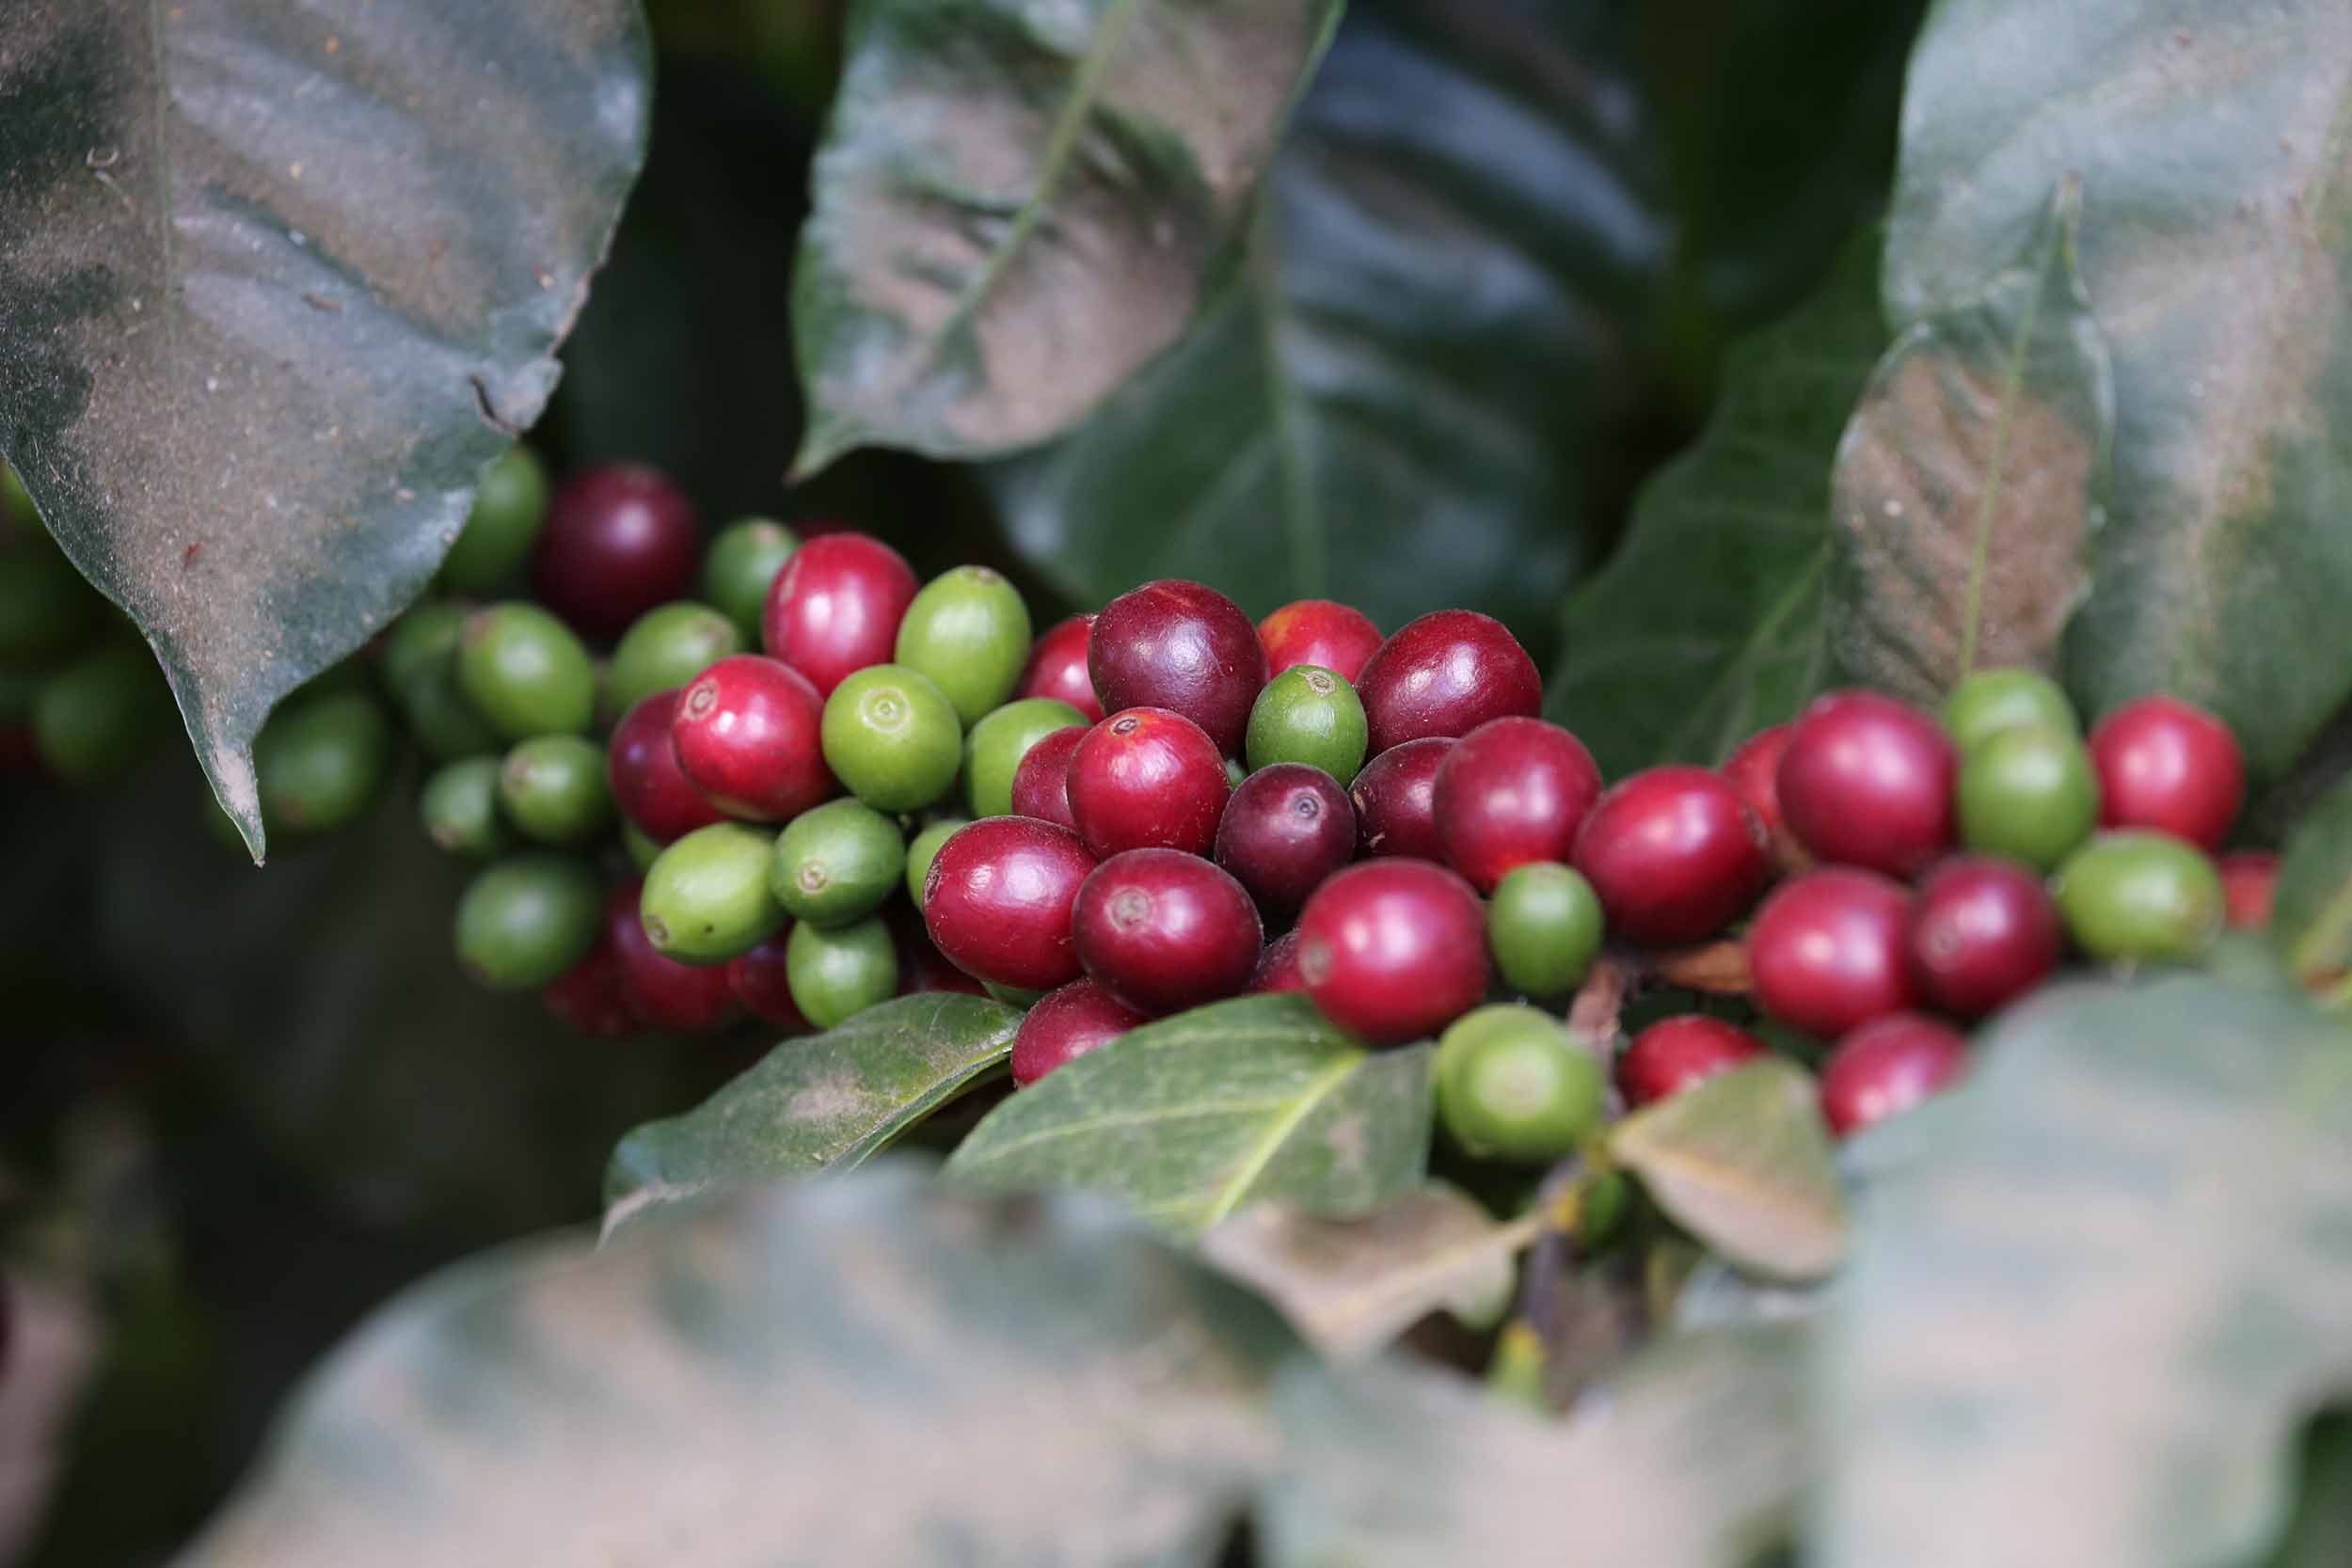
788,415,864,485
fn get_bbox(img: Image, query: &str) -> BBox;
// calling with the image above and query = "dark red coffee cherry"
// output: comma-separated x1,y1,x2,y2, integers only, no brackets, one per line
1748,867,1917,1039
1571,765,1767,945
1019,613,1104,722
726,931,812,1031
531,464,700,641
1348,736,1454,860
1009,723,1087,831
884,903,989,998
2089,693,2245,851
542,936,640,1039
1618,1016,1766,1107
1012,979,1150,1086
2220,850,2280,931
1088,579,1266,755
608,689,724,844
671,654,834,822
1908,857,2061,1019
1721,723,1807,873
760,531,920,697
1248,928,1308,993
1819,1012,1967,1137
1073,848,1263,1014
1295,860,1489,1045
605,882,738,1034
1065,706,1231,858
1776,689,1957,877
1258,598,1383,682
923,816,1096,991
1215,763,1357,915
1354,610,1542,754
1432,717,1604,894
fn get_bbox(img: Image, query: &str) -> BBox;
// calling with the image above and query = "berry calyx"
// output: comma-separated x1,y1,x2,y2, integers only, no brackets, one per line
1776,689,1956,877
1617,1016,1766,1107
1073,848,1263,1014
760,531,920,697
922,816,1097,991
671,654,834,823
1571,765,1767,945
1747,866,1916,1038
1066,706,1231,859
2088,694,2245,851
1354,610,1541,753
1012,979,1150,1086
1295,860,1489,1045
1258,599,1383,682
1907,857,2062,1018
1819,1013,1967,1137
1348,736,1454,861
1018,614,1105,722
1214,763,1357,915
1088,579,1267,756
1433,716,1604,894
531,464,701,641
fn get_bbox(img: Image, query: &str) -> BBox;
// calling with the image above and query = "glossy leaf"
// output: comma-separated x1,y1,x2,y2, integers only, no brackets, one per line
1813,976,2352,1568
2270,772,2352,990
788,0,1343,472
173,1164,1294,1568
1828,183,2109,703
0,3,648,856
1884,0,2352,781
943,994,1433,1236
604,993,1023,1232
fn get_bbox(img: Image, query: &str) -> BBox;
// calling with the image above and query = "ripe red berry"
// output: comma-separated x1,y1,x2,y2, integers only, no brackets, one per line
671,654,834,822
531,464,700,641
726,931,812,1031
922,816,1096,991
1012,979,1150,1086
1618,1016,1766,1107
1776,689,1956,877
1215,763,1357,914
760,531,919,697
1908,857,2061,1019
1348,736,1454,860
1748,867,1916,1038
1248,928,1308,993
1431,717,1604,894
1721,723,1806,873
608,689,724,843
1295,860,1489,1045
1354,610,1541,754
542,936,640,1039
2220,850,2280,931
1258,599,1383,682
886,904,990,998
1073,848,1263,1014
1009,723,1087,831
1018,613,1105,722
605,882,738,1034
1819,1012,1967,1137
1569,766,1767,945
1065,707,1230,858
1088,579,1266,755
2088,694,2245,851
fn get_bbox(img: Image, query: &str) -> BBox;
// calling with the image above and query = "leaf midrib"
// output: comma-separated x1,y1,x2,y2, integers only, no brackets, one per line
1199,1051,1362,1228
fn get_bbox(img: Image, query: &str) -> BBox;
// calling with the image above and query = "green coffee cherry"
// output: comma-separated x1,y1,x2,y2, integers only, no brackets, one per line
255,688,392,834
1487,863,1605,997
455,603,595,739
1225,755,1248,790
787,916,900,1029
1246,664,1368,782
702,517,798,641
1434,1005,1605,1163
642,821,785,964
1943,667,2078,752
1957,721,2098,871
2054,831,2224,964
440,446,548,593
454,854,601,990
962,697,1086,818
606,602,742,717
895,565,1033,727
499,734,614,845
906,816,970,906
822,663,962,813
33,643,170,784
379,604,501,761
0,544,99,663
981,979,1046,1007
623,819,663,874
771,799,905,927
420,757,513,857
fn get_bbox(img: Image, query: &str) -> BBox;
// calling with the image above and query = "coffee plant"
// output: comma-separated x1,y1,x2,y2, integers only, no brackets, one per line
4,1,2351,1565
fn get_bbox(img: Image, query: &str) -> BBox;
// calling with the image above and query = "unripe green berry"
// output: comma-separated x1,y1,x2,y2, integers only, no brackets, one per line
1487,863,1605,997
255,688,392,835
906,816,970,907
439,446,548,593
771,799,905,927
895,565,1033,727
499,734,614,845
1943,667,2079,752
1434,1005,1605,1163
455,603,596,740
1956,721,2098,871
981,979,1046,1007
380,603,501,761
702,517,799,642
641,821,785,964
1246,665,1368,782
2053,831,2224,964
453,853,601,990
787,915,899,1028
606,602,742,718
822,663,962,813
420,756,513,857
623,819,663,874
962,697,1086,818
34,642,170,784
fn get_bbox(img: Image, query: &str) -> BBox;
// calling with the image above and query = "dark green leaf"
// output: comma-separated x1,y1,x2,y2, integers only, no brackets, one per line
1544,238,1880,776
604,993,1022,1230
788,0,1343,473
2271,772,2352,989
1883,0,2352,781
0,2,647,858
1813,976,2352,1568
943,994,1433,1236
173,1164,1295,1568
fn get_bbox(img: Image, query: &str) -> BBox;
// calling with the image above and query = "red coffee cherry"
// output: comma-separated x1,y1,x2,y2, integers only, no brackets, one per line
1065,706,1230,858
1258,598,1383,682
2088,694,2246,851
1348,736,1454,860
1571,765,1767,944
1012,979,1151,1086
1776,689,1957,877
726,931,812,1031
760,531,920,697
1819,1012,1967,1137
531,464,700,641
1073,848,1263,1014
542,935,640,1039
671,654,834,822
1088,579,1266,755
1019,613,1105,722
1908,857,2061,1019
923,816,1096,991
1248,928,1308,994
1009,723,1088,831
1618,1016,1766,1107
605,881,738,1034
1215,763,1357,914
1295,860,1489,1045
1433,717,1604,894
608,689,724,843
1721,723,1807,873
1748,867,1916,1038
2220,850,2280,931
886,905,990,998
1354,610,1541,753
